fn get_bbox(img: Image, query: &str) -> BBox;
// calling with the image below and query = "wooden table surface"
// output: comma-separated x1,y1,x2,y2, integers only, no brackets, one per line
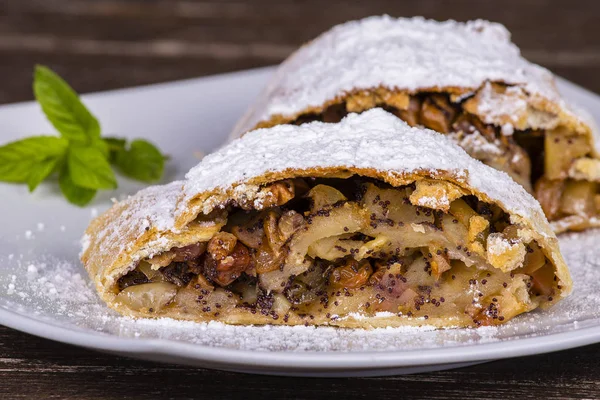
1,0,599,398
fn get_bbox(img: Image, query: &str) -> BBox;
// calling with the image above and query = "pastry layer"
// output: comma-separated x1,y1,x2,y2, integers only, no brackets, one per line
229,16,600,232
81,110,571,328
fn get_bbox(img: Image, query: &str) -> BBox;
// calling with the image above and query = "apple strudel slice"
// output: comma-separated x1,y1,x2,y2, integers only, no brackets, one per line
230,16,600,233
82,109,571,328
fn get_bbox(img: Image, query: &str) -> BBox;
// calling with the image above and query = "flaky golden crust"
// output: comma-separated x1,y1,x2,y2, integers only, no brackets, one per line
239,83,591,137
82,165,571,327
234,84,599,236
231,17,596,144
82,113,571,328
229,17,600,233
81,182,226,315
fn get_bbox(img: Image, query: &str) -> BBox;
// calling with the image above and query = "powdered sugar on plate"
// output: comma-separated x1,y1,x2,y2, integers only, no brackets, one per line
1,227,599,352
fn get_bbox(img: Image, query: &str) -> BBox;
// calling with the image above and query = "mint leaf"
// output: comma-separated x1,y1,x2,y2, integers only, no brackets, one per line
33,65,100,142
90,136,110,159
103,137,127,162
27,157,61,192
115,139,164,182
59,165,96,206
0,136,68,182
104,137,127,150
68,146,117,190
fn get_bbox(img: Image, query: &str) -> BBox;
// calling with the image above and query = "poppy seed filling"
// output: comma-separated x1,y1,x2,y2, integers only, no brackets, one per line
115,177,559,327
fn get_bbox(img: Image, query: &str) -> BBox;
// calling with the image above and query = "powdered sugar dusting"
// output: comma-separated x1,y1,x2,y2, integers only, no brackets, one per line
85,181,184,259
487,233,518,256
448,130,503,157
233,15,564,135
475,82,529,125
1,229,599,352
415,195,449,210
183,109,551,239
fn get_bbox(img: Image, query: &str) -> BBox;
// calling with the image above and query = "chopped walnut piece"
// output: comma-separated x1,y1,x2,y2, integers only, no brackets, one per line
409,179,465,212
204,241,252,286
204,232,252,286
259,180,296,209
207,232,238,261
235,180,297,211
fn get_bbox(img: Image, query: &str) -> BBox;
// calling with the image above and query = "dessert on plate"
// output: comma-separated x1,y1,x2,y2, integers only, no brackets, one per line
230,16,600,233
81,110,571,328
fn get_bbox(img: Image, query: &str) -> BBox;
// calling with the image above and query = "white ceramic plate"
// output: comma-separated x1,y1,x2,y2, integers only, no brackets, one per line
1,67,600,377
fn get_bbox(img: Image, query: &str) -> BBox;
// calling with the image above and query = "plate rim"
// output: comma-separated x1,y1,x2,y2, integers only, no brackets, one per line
1,305,599,370
1,67,600,371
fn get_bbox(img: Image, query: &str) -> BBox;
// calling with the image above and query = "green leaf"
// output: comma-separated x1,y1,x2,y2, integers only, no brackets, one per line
27,157,61,192
59,165,96,206
90,136,110,159
68,146,117,190
104,137,127,151
0,136,68,182
103,136,127,163
115,139,165,183
33,65,100,142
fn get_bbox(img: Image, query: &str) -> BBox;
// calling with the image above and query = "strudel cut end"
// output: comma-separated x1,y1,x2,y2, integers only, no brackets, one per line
230,16,600,233
82,109,571,328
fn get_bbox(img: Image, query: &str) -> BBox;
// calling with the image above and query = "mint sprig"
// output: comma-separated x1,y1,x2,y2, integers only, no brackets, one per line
114,139,165,183
0,65,167,206
33,66,101,143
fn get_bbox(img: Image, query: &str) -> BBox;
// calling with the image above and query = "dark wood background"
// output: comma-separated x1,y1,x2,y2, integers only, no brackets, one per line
1,0,599,398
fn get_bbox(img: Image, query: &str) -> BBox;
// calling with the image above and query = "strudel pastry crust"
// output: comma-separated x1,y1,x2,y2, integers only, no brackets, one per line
229,16,600,233
82,110,571,328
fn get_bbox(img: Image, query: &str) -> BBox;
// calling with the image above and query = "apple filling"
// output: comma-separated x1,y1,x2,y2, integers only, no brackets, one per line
288,88,599,231
114,177,560,327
